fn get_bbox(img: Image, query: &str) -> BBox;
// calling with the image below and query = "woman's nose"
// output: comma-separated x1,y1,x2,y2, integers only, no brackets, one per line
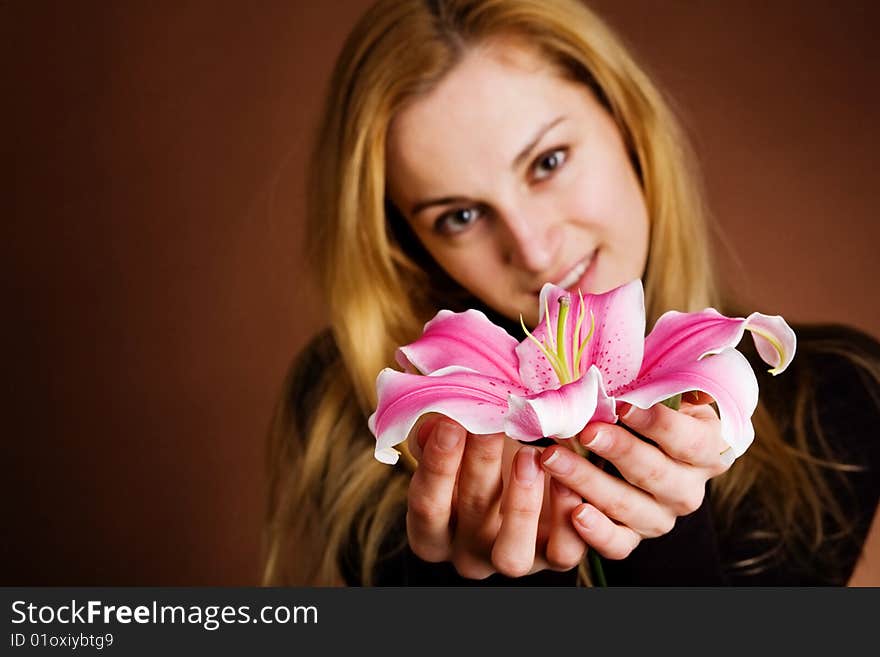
497,205,561,273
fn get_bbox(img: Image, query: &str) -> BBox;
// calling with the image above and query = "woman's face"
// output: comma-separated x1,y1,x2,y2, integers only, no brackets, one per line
386,41,649,326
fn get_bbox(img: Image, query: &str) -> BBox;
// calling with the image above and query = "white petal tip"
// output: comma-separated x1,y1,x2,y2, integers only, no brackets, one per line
374,447,400,465
720,447,736,468
745,313,796,375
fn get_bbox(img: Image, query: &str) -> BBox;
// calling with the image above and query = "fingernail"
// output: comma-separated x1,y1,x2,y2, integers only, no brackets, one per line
584,430,610,453
435,422,462,451
541,447,572,474
620,403,645,424
417,420,435,450
575,504,598,530
720,447,736,468
516,447,540,484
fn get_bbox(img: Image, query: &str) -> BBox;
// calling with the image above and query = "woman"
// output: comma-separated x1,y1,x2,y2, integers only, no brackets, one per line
262,0,880,586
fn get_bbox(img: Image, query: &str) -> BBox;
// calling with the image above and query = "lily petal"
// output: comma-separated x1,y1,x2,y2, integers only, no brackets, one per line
505,365,603,441
616,348,759,456
516,281,645,391
397,309,521,380
369,365,528,464
594,375,619,425
576,280,646,389
641,308,796,380
742,312,797,375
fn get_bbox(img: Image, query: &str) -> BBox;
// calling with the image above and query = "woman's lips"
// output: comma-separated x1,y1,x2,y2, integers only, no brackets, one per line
527,250,600,299
555,257,590,289
567,250,599,294
547,250,598,293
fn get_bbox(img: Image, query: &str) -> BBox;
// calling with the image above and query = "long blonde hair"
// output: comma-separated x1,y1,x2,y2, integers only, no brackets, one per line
262,0,864,586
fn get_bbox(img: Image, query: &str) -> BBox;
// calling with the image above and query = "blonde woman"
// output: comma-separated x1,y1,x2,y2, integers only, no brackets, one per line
263,0,880,586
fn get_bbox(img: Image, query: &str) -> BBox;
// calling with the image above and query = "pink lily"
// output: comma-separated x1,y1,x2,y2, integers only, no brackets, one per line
369,280,795,465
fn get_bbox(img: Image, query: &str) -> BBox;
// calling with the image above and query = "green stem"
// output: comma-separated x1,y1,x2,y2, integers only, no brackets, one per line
585,394,684,588
589,548,607,587
585,451,609,588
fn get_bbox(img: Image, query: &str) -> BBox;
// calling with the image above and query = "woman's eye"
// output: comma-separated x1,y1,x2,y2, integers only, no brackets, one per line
434,206,483,235
531,147,568,181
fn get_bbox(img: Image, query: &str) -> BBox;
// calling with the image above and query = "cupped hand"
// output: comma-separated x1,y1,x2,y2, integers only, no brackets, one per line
404,393,732,577
405,416,587,579
539,393,733,560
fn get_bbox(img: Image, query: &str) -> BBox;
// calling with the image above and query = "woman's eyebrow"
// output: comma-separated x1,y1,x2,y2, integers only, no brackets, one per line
512,115,567,169
410,195,470,217
409,115,568,217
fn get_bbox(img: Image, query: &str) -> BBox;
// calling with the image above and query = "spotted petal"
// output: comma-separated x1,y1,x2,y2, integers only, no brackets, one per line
369,366,529,464
515,280,645,392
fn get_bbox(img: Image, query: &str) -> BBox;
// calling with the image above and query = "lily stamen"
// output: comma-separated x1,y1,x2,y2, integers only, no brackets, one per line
520,315,568,383
574,309,596,374
556,297,570,381
520,293,597,386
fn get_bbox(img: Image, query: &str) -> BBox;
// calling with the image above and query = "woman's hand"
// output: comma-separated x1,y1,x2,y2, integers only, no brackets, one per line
405,417,587,579
405,393,733,578
539,393,734,559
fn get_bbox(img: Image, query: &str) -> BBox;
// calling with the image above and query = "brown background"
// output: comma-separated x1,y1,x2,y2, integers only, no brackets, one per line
3,1,878,585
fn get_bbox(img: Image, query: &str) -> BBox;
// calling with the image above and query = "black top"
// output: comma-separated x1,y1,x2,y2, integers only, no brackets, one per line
290,323,880,586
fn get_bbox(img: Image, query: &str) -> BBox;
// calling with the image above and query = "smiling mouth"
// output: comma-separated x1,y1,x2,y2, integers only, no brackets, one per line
527,250,598,297
555,258,589,289
548,250,597,291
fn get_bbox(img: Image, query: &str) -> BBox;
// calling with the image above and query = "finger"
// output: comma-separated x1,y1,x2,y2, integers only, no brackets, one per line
405,412,445,462
617,402,730,469
452,432,505,548
406,421,466,562
544,479,587,571
571,503,642,560
578,422,702,514
490,446,544,578
448,432,506,579
677,403,733,471
540,444,673,538
659,400,735,473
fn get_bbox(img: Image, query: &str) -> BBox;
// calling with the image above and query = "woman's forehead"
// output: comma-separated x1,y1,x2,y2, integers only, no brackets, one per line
386,43,588,200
